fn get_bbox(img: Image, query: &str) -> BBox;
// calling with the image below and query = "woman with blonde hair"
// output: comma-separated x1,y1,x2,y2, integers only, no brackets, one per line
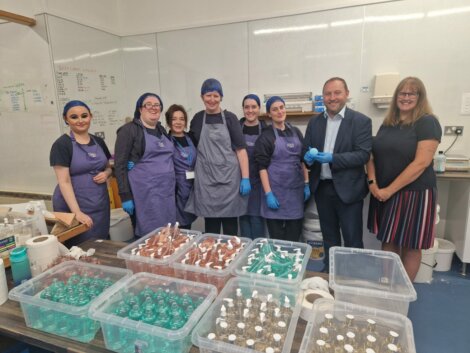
367,77,442,281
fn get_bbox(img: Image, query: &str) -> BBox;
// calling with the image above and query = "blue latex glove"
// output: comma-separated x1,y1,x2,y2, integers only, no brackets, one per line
314,152,333,164
240,178,251,196
122,200,135,216
127,161,135,171
303,147,319,166
304,183,311,201
266,191,280,210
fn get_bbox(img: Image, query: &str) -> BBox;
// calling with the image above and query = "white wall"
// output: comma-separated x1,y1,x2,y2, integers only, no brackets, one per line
117,0,396,35
0,0,120,34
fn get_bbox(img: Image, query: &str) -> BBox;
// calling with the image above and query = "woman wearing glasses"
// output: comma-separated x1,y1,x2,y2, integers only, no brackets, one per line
115,93,176,237
185,78,250,234
367,77,442,281
50,100,112,245
165,104,197,229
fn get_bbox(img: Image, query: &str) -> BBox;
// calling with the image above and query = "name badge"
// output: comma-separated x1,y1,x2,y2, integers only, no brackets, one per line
186,171,195,180
87,152,97,158
158,142,164,147
286,143,295,149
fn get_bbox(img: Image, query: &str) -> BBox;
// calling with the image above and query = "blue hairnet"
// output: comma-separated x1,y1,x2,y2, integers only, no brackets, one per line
63,100,91,117
266,96,285,112
134,93,163,120
201,78,223,97
242,94,261,107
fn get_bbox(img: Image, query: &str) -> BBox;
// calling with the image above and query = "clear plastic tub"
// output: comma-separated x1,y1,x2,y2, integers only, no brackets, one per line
172,233,252,292
8,261,132,343
89,272,217,353
192,276,303,353
117,226,201,277
298,299,416,353
329,247,417,316
231,238,312,286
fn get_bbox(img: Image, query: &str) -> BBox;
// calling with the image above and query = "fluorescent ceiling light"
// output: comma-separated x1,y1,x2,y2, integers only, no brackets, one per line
91,48,119,58
254,23,328,35
365,13,425,22
122,46,153,52
427,6,470,17
331,18,363,27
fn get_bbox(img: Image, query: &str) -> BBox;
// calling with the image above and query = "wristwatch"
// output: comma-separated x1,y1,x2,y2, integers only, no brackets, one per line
368,179,375,185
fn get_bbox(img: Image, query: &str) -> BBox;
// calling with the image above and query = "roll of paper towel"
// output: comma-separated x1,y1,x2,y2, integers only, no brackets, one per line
300,288,334,321
26,235,60,277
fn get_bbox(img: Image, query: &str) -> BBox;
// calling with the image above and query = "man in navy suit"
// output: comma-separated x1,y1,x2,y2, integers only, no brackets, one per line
303,77,372,271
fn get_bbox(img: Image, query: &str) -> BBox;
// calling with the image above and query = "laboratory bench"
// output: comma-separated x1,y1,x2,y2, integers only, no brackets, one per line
0,239,323,353
436,171,470,275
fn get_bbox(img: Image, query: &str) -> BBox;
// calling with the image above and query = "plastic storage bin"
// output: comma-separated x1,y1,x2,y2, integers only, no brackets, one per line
298,299,416,353
172,233,252,292
192,276,303,353
414,239,438,283
434,238,456,272
89,272,217,353
8,261,132,343
109,208,133,242
329,247,417,316
232,237,312,286
117,226,201,277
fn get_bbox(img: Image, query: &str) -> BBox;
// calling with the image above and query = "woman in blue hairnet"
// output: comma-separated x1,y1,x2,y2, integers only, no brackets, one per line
254,96,310,241
114,93,176,237
239,94,268,239
50,100,112,244
185,79,250,234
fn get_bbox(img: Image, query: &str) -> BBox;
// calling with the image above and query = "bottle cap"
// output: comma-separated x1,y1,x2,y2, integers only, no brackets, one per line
9,247,28,263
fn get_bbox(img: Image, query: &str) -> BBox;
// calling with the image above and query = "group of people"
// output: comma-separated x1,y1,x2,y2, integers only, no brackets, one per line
50,76,442,281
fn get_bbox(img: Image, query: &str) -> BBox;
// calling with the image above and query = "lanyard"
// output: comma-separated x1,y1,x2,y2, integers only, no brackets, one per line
173,135,193,166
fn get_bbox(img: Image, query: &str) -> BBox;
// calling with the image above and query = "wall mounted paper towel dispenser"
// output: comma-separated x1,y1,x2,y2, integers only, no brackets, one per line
371,73,400,109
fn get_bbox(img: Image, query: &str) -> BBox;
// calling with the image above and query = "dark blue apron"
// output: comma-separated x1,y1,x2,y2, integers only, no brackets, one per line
241,122,262,217
261,124,304,219
172,134,197,226
52,132,110,241
128,127,176,236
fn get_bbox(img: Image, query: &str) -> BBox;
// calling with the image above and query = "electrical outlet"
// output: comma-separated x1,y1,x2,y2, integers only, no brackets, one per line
444,125,464,136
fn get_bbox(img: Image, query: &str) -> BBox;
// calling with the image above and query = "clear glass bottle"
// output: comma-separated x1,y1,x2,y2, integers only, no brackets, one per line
434,151,446,173
246,339,256,349
315,339,327,353
272,333,283,352
227,333,237,345
334,335,345,353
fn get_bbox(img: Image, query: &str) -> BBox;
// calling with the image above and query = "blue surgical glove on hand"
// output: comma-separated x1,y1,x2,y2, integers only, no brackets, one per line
122,200,135,216
304,183,311,201
314,152,333,164
303,147,319,166
240,178,251,196
266,191,280,210
127,161,135,171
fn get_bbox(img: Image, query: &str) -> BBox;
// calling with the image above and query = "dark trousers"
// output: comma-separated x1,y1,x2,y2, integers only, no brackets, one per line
204,217,238,235
266,218,303,242
315,180,364,268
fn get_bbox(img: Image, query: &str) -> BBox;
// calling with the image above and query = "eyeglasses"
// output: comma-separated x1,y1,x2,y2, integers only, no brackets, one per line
143,102,161,110
398,92,418,98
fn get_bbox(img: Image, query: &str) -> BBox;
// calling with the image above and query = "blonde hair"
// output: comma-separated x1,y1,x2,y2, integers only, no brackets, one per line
383,77,434,126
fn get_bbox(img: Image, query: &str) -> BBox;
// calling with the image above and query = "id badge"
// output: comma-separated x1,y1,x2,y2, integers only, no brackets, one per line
186,170,195,180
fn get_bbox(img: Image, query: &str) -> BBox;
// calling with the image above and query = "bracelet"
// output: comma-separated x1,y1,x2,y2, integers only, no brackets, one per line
368,179,375,185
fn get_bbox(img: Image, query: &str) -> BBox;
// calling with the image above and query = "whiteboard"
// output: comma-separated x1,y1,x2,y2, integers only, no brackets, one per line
47,15,125,152
0,16,60,194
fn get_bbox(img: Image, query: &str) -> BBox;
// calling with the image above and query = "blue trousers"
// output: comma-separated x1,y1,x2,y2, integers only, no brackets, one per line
239,215,266,239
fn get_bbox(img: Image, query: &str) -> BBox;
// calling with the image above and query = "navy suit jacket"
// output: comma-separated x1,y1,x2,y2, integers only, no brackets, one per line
303,107,372,204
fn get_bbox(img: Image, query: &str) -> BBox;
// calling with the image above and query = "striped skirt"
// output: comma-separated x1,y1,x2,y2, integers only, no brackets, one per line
367,188,437,250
